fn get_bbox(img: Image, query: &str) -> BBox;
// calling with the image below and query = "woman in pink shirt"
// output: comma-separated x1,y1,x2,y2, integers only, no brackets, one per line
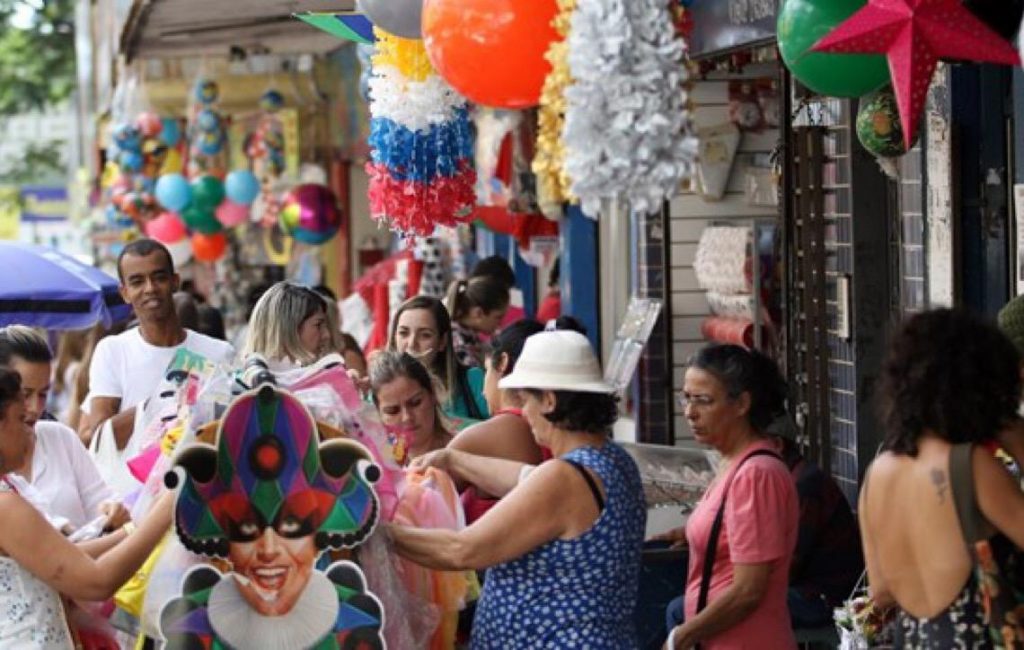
664,345,799,650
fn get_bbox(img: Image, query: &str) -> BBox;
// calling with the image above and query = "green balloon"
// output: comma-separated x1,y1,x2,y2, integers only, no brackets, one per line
778,0,890,98
182,206,223,235
191,175,226,210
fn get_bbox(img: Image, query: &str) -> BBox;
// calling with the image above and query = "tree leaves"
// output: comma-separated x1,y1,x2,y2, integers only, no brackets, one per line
0,0,74,116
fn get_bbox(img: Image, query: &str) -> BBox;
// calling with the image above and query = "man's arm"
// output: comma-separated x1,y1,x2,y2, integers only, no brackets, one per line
78,397,135,450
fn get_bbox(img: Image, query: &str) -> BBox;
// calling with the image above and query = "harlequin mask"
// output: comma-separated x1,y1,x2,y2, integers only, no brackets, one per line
166,383,381,558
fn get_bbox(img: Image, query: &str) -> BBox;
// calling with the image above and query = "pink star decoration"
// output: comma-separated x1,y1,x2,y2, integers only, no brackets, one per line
811,0,1021,149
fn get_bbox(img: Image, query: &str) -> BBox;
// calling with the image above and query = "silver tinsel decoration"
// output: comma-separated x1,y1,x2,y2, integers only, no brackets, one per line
563,0,698,218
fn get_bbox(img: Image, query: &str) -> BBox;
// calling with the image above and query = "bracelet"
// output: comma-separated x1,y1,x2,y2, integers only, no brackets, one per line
121,522,137,536
667,626,677,650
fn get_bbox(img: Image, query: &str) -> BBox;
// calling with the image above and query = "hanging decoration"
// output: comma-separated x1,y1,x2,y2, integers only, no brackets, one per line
244,89,289,229
280,184,344,245
357,0,424,39
422,0,559,108
296,12,377,45
187,78,228,177
855,86,918,159
563,0,697,218
777,0,890,98
812,0,1021,149
105,112,174,229
365,29,476,237
532,0,576,211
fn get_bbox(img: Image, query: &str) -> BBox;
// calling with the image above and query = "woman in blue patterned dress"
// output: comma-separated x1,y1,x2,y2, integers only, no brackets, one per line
388,330,647,649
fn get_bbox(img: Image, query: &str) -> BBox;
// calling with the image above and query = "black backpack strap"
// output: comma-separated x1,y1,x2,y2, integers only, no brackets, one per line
949,443,987,545
564,459,605,512
696,449,784,621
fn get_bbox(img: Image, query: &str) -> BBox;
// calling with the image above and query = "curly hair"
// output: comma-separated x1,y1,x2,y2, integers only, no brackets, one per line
687,344,787,431
878,309,1021,456
524,389,620,435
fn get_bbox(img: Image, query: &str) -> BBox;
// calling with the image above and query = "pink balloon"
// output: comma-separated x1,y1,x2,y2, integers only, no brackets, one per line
215,200,250,227
146,211,187,243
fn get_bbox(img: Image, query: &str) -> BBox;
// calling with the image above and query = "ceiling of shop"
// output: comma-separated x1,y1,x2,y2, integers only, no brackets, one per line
123,0,358,60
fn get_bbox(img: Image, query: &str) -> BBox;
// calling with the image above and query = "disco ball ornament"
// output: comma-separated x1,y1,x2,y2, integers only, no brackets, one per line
856,87,918,158
194,79,220,105
279,184,343,245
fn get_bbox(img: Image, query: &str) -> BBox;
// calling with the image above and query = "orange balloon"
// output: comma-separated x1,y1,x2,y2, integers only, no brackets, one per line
192,231,227,262
423,0,558,109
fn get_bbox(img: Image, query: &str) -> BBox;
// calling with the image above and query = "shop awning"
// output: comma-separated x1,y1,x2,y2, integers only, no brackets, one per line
121,0,357,61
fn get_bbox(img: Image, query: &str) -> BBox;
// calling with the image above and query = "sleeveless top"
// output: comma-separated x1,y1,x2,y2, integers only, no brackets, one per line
895,575,992,649
0,477,74,649
471,443,647,649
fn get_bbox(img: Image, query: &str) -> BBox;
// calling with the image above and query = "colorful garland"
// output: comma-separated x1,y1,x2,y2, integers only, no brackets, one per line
366,30,476,237
564,0,697,217
532,0,577,213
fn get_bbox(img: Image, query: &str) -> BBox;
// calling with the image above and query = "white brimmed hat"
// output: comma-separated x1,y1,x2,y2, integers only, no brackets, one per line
498,330,613,394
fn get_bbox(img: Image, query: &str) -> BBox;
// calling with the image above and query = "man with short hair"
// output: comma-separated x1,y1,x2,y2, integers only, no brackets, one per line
78,238,233,495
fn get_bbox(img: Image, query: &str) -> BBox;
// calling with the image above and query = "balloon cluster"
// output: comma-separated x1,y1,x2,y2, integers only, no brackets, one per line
365,30,476,237
150,170,260,262
106,112,179,227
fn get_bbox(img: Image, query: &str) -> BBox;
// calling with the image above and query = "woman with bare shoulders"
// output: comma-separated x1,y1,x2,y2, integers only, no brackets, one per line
861,309,1024,648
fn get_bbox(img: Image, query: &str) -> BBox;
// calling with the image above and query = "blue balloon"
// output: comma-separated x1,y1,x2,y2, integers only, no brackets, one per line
119,150,144,173
155,173,192,213
225,170,261,205
196,109,221,134
160,118,181,147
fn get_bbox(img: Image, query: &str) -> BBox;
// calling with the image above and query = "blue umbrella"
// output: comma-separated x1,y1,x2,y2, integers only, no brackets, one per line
0,242,132,330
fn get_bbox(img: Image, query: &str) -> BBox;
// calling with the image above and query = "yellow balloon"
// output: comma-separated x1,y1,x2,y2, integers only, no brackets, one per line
160,149,183,175
100,161,120,189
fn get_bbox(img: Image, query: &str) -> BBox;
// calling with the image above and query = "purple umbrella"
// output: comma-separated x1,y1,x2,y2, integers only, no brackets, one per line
0,242,132,330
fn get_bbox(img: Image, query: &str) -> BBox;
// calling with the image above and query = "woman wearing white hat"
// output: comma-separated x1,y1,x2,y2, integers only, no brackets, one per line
388,330,647,648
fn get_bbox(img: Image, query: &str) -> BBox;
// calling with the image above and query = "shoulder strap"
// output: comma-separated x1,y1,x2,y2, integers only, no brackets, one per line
696,449,783,619
949,443,987,545
565,458,605,511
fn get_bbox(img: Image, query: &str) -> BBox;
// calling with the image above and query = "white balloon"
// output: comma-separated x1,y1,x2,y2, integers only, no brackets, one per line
357,0,424,39
166,238,193,268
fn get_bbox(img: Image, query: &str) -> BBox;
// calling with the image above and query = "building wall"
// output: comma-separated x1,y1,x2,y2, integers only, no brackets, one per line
667,61,781,442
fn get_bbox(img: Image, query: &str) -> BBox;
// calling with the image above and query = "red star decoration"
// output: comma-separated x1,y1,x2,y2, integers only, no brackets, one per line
812,0,1021,149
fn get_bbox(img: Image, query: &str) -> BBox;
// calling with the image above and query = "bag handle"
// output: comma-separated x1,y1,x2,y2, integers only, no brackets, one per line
695,448,783,640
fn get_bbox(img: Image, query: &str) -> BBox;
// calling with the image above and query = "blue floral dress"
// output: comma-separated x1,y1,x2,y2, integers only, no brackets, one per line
471,443,647,649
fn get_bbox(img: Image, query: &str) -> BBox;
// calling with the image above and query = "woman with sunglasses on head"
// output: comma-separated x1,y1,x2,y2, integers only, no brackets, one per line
243,282,332,370
388,330,646,648
662,345,799,650
389,295,489,422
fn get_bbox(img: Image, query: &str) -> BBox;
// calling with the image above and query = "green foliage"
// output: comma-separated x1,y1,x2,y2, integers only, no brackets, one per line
0,0,75,115
0,139,66,184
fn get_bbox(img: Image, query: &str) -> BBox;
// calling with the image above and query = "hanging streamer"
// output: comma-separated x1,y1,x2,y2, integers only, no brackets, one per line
366,30,476,237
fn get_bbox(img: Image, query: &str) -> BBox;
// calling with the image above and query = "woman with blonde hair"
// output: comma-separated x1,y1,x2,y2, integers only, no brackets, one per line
242,282,331,368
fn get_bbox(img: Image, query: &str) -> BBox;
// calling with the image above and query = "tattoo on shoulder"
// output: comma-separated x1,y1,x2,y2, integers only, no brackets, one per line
930,468,948,503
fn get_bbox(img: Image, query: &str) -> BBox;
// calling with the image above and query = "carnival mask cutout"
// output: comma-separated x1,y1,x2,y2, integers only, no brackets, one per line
160,382,386,649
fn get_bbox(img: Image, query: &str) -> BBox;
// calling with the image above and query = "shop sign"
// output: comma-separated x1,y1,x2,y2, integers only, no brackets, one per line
688,0,777,57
